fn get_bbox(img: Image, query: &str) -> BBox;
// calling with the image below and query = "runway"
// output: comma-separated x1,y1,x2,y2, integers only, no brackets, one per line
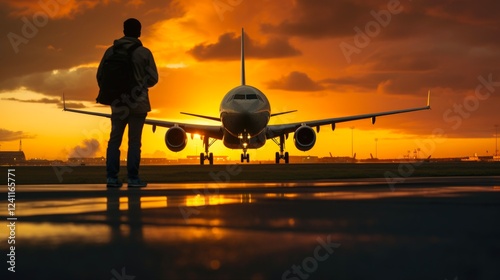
2,177,500,280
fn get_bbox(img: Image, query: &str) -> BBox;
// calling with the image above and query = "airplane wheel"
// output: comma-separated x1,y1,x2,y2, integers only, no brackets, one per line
284,152,289,164
275,152,280,164
241,154,244,163
209,153,214,165
246,154,250,163
200,153,205,165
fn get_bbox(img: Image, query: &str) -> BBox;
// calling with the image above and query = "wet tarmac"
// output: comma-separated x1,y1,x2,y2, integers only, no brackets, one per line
2,177,500,280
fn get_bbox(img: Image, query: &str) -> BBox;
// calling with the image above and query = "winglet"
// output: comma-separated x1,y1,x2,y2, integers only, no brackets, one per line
241,28,245,86
427,90,431,108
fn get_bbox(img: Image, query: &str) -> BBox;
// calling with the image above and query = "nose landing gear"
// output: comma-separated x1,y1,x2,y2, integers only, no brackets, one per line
241,152,250,163
273,134,289,164
239,132,250,163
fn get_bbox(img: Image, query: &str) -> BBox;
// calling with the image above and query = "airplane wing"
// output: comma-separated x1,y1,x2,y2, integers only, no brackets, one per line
145,117,222,139
266,91,431,138
63,101,223,139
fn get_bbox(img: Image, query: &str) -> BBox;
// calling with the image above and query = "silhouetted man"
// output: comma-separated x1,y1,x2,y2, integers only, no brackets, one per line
97,18,158,188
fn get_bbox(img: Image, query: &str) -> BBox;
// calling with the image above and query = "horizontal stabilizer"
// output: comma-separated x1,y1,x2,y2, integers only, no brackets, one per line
271,110,297,117
180,112,221,122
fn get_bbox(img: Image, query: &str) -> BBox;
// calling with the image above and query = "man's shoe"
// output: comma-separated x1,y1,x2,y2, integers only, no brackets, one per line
128,178,147,188
106,177,123,188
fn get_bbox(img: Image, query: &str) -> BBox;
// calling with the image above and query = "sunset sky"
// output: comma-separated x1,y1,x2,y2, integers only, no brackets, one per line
1,0,499,161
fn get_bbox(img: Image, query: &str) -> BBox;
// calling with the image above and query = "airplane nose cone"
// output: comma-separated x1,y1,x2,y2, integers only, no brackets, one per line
222,111,269,137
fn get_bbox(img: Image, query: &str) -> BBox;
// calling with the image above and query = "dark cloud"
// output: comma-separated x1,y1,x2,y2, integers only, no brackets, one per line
58,100,86,109
1,97,85,108
412,0,500,26
0,67,98,101
0,128,35,142
367,51,440,72
255,0,500,118
0,0,182,83
329,41,500,95
261,0,372,39
1,0,101,19
2,97,58,104
260,0,500,44
266,71,323,91
321,72,467,95
188,32,301,61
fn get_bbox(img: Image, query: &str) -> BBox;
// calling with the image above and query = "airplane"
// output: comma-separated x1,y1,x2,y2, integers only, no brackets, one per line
64,28,431,165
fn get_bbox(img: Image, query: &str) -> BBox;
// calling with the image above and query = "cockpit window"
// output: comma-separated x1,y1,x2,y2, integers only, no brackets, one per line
232,94,263,101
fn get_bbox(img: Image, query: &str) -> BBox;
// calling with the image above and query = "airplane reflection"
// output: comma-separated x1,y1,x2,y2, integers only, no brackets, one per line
104,190,258,244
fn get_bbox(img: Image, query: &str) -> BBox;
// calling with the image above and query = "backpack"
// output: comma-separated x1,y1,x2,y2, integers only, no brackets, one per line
96,42,142,105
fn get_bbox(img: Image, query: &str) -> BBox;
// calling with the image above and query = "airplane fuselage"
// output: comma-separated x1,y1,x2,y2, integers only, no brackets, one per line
220,85,270,149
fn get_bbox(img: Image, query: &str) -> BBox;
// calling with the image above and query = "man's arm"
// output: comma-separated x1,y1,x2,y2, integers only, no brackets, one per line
146,49,158,88
133,47,158,88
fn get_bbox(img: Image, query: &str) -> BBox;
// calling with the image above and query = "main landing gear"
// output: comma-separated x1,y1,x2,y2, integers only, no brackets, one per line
200,136,216,165
273,134,289,164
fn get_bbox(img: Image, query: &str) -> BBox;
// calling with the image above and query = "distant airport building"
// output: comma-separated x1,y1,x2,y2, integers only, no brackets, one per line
68,157,106,166
0,151,26,165
140,158,174,165
25,158,52,166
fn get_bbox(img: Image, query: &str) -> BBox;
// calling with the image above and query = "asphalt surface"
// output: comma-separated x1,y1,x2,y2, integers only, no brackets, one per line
1,176,500,280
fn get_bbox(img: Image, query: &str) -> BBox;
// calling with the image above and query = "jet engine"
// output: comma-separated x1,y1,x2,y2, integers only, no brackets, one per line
294,125,316,151
165,126,187,152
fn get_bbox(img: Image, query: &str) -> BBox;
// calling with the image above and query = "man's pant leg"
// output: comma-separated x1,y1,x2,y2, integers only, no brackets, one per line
127,113,147,180
106,114,128,179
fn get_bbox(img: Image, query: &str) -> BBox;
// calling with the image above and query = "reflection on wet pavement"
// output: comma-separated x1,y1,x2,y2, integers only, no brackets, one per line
1,177,500,279
10,183,496,217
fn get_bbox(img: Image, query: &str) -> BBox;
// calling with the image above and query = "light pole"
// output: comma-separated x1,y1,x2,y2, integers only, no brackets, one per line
495,124,498,156
350,127,354,158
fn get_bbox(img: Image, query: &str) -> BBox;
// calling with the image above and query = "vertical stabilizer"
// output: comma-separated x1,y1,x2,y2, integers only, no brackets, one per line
241,28,245,85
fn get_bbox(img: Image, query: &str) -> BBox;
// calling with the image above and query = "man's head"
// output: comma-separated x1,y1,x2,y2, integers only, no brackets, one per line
123,18,141,38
